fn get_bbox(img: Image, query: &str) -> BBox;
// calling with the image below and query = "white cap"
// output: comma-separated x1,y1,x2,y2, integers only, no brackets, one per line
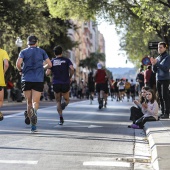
97,63,102,69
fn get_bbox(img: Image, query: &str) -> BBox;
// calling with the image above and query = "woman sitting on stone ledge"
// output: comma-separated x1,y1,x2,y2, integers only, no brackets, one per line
129,89,159,129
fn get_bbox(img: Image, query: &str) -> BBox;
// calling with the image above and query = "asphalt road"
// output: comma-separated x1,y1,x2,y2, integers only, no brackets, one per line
0,98,152,170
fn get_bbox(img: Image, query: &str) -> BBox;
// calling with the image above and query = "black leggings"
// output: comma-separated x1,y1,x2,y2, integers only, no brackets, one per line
135,116,156,128
130,106,144,124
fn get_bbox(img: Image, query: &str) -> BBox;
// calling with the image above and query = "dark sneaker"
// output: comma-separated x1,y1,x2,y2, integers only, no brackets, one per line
58,117,64,125
24,111,30,125
30,107,37,125
161,114,169,119
90,95,93,101
0,112,4,121
31,125,37,133
98,99,103,109
61,102,67,110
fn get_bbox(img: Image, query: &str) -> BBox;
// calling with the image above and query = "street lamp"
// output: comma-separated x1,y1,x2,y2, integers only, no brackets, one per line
15,37,23,54
15,37,23,91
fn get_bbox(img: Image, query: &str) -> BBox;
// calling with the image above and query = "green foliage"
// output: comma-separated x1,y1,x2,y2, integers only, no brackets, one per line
79,52,105,70
46,0,170,68
0,0,77,83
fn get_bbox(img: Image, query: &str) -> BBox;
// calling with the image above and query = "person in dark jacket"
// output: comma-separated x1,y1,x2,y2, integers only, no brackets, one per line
150,42,170,119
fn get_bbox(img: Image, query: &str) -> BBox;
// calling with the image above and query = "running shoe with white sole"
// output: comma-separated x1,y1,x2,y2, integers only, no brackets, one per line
58,117,64,125
30,107,37,125
31,125,37,133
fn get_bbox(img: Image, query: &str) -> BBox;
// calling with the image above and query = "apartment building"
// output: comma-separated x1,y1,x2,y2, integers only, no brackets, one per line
67,20,105,84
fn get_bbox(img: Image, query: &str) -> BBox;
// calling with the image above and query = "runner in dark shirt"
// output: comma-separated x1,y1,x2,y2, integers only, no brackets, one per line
46,45,74,125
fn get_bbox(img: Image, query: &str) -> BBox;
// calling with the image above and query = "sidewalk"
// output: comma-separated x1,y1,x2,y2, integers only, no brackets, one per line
144,119,170,170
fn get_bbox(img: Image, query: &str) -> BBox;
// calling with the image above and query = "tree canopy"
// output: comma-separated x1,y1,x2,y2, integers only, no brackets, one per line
0,0,77,82
46,0,170,67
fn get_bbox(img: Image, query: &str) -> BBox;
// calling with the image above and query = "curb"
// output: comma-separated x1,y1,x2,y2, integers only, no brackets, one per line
144,121,170,170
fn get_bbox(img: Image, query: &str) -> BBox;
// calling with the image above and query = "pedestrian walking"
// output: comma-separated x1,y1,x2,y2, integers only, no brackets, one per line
150,42,170,119
46,45,74,125
130,89,159,129
16,35,52,132
0,48,9,121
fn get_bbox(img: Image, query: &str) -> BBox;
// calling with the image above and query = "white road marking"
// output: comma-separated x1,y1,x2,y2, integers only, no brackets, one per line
88,125,103,128
83,161,131,167
0,160,38,164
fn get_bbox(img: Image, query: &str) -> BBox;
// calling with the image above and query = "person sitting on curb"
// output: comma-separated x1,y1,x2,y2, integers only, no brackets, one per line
128,86,150,127
130,89,159,129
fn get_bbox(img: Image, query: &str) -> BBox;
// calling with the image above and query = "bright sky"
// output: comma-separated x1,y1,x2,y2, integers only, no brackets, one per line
98,22,134,68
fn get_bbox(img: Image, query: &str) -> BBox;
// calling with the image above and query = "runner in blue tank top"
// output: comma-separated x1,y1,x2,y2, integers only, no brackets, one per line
46,45,74,125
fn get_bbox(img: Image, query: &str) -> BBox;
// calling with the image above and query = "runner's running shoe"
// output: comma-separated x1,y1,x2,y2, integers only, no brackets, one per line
0,112,3,121
61,102,67,110
58,117,64,125
98,99,103,109
24,110,30,125
30,107,37,125
31,125,37,133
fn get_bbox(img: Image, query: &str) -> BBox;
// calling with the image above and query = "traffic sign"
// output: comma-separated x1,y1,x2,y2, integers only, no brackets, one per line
142,56,151,66
148,42,159,49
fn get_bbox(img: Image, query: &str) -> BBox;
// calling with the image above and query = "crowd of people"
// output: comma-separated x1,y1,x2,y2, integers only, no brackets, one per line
1,38,170,133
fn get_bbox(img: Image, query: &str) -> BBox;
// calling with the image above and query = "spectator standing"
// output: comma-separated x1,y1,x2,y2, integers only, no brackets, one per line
0,48,9,121
6,77,14,102
144,65,152,87
150,42,170,119
46,45,74,125
136,68,144,91
16,35,52,132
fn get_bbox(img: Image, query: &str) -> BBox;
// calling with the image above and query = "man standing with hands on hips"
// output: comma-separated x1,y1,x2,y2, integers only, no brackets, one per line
150,42,170,119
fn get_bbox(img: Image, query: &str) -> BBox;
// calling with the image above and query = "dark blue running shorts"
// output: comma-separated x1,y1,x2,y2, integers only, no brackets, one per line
53,84,70,93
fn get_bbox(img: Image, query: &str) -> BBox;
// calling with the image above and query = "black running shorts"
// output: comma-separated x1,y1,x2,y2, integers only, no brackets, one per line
21,82,44,92
53,84,70,93
96,83,107,93
0,86,3,91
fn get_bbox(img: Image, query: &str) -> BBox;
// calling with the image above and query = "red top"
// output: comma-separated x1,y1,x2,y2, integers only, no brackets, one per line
144,69,152,83
95,69,106,84
7,81,14,89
